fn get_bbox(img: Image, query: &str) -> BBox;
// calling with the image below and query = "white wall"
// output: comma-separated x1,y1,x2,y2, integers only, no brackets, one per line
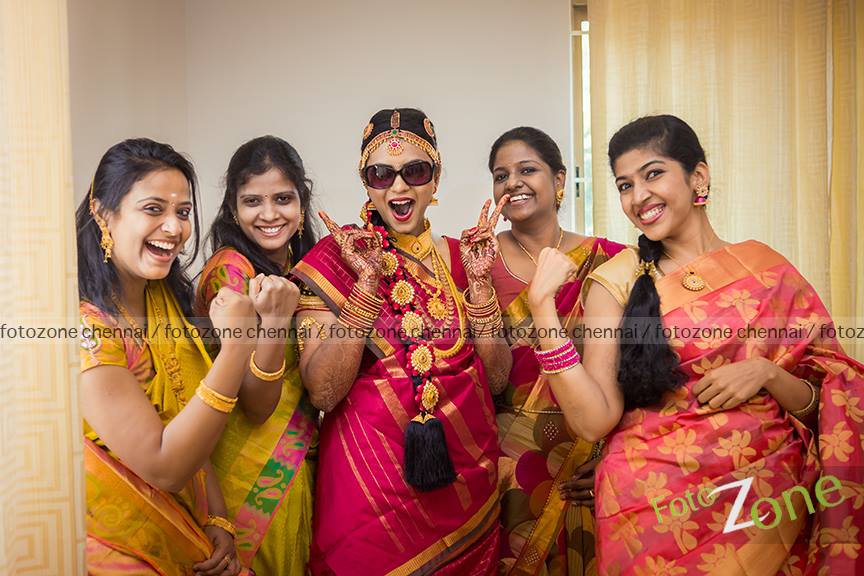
70,0,572,242
69,0,188,202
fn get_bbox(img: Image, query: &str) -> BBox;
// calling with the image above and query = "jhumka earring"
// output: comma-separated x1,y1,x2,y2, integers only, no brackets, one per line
298,211,305,237
430,193,439,206
555,188,565,208
360,199,377,225
693,185,710,206
89,181,113,262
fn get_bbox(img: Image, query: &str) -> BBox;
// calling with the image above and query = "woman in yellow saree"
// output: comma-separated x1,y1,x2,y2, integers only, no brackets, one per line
196,135,319,575
521,116,864,575
487,127,625,575
77,138,257,575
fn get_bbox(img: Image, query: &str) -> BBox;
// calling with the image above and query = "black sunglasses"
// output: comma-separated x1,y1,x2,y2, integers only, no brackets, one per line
362,160,435,190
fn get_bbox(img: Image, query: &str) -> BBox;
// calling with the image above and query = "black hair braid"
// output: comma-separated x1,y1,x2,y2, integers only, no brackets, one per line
617,234,686,408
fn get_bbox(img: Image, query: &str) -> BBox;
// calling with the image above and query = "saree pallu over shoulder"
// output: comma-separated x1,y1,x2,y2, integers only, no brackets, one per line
493,236,625,576
80,281,218,574
592,240,864,575
294,233,501,576
197,247,317,573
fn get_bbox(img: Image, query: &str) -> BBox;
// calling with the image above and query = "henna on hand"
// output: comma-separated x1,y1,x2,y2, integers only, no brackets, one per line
320,211,383,284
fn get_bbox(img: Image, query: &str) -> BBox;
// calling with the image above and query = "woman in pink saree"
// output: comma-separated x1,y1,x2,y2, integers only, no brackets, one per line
487,126,626,575
522,115,864,575
292,108,512,575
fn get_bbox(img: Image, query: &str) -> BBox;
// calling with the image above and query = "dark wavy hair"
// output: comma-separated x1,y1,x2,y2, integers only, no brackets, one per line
488,126,566,174
608,115,706,408
75,138,200,318
360,108,438,229
205,135,318,276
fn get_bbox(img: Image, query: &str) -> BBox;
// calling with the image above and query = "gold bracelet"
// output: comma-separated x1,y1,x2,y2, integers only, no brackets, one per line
249,350,286,381
789,379,819,420
204,515,236,538
195,381,237,414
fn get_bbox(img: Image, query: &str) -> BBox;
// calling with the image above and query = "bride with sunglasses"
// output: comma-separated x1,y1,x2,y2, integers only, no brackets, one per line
292,108,512,575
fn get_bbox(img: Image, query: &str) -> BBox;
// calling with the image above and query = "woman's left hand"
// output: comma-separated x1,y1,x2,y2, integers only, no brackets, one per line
193,525,240,576
459,195,509,283
693,356,778,410
558,456,599,509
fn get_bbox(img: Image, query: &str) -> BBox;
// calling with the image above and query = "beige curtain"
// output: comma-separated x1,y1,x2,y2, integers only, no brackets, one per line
589,0,862,360
0,0,86,574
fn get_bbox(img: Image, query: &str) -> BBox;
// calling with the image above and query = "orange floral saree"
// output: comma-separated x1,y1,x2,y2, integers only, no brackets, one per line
589,241,864,576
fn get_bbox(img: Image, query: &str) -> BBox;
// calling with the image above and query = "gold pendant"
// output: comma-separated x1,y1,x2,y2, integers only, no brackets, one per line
427,296,447,321
421,380,439,412
681,271,706,292
401,312,425,338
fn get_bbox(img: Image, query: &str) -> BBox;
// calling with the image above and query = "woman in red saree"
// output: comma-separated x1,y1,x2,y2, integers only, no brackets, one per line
523,115,864,575
487,127,625,575
292,108,512,575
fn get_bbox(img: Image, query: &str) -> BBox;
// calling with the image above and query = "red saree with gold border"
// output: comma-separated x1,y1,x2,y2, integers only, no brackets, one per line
590,241,864,576
293,233,500,576
493,237,625,576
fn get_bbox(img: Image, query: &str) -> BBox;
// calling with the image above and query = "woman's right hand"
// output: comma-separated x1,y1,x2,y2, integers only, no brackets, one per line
248,274,300,329
319,211,383,290
527,247,577,309
208,287,257,349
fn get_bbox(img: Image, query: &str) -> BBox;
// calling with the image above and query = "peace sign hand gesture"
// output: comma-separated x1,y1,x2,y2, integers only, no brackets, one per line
320,211,383,290
459,195,509,283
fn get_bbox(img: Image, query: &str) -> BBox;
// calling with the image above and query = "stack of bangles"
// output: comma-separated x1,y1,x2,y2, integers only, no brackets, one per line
249,350,286,381
196,380,238,413
463,288,503,337
535,340,582,375
338,285,384,337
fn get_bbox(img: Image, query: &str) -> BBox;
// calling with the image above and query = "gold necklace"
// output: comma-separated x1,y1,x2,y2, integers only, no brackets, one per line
664,252,706,292
514,227,564,266
112,294,146,346
390,219,433,260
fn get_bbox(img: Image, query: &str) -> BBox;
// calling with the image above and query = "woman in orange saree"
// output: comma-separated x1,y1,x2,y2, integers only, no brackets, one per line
77,139,257,575
292,108,513,575
522,115,864,575
487,127,626,575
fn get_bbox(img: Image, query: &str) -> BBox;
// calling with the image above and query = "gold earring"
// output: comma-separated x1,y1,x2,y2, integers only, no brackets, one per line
430,193,439,206
89,181,113,262
360,199,377,224
555,188,565,208
233,213,239,225
298,211,305,237
693,185,709,206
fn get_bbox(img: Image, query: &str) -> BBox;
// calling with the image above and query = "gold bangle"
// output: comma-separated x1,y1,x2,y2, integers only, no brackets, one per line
204,515,236,538
789,379,819,420
249,350,286,382
195,381,237,414
462,287,499,316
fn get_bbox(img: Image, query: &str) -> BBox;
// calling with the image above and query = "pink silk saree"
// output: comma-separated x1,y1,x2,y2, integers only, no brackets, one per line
493,236,624,576
293,233,501,576
592,241,864,576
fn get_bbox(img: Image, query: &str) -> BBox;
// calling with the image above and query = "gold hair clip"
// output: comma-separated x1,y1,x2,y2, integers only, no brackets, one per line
638,260,658,278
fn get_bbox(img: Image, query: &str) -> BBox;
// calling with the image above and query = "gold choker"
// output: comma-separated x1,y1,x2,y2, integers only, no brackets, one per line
390,219,433,260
